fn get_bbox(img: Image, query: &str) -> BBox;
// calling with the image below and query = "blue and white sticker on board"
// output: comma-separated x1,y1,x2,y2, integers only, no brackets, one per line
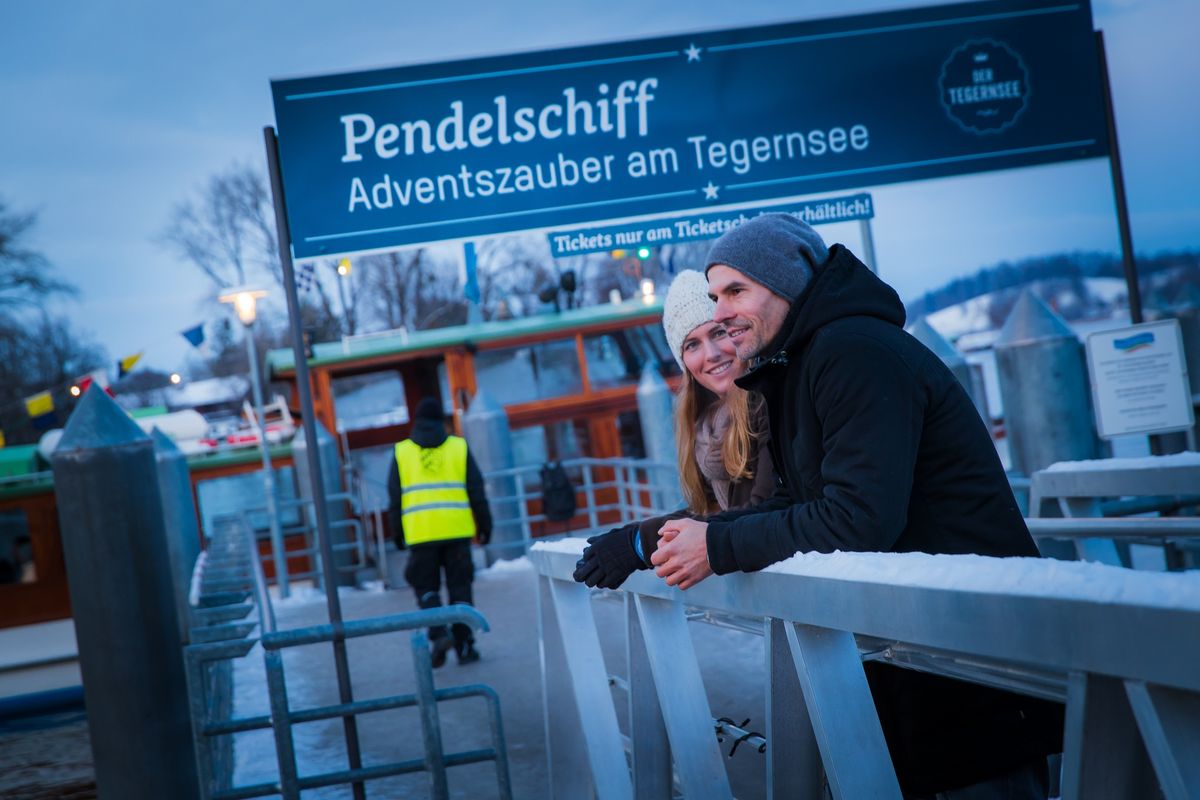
939,39,1030,134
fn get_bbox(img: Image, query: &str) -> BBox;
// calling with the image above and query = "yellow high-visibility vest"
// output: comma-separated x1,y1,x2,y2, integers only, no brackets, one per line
395,435,476,545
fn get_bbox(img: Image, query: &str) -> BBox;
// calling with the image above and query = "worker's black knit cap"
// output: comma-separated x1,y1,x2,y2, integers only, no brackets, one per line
414,397,443,421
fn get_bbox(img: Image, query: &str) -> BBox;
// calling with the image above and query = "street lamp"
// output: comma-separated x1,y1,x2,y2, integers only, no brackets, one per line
334,258,354,336
218,286,289,597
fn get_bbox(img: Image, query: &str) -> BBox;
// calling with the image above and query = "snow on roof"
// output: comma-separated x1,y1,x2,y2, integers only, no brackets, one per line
167,376,249,408
1043,451,1200,472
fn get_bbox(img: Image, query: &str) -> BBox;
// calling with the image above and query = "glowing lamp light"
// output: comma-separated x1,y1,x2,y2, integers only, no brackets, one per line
640,278,656,303
337,257,352,276
170,373,182,385
70,385,82,397
610,249,627,259
637,247,652,260
218,287,268,327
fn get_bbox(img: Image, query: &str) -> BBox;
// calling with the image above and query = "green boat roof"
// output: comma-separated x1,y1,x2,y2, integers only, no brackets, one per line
0,441,295,501
267,297,664,375
0,445,41,480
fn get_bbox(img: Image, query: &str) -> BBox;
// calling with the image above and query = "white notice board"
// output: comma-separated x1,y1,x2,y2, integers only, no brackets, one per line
1086,319,1194,438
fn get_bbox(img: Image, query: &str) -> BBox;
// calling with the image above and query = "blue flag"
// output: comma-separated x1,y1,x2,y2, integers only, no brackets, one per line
181,323,205,348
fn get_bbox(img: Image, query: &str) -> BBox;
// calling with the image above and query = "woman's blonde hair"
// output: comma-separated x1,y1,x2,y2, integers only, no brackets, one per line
674,368,764,514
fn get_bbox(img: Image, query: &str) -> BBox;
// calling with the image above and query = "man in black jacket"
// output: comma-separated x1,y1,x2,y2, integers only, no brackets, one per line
583,213,1063,798
388,397,492,666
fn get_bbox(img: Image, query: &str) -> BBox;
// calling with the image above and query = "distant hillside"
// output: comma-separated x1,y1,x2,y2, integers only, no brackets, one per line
906,250,1200,328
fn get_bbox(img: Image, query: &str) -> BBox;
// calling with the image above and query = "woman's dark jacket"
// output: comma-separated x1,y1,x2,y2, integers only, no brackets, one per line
636,400,772,558
705,245,1063,796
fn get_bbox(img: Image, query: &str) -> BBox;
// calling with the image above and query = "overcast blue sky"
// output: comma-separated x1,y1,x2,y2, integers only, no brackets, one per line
1,0,1196,373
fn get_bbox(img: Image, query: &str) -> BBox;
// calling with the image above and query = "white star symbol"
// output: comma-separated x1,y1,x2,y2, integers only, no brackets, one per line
685,43,702,63
702,182,719,200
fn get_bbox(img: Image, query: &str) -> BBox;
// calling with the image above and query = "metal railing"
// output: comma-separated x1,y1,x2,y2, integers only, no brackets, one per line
482,457,680,558
237,489,385,591
531,539,1200,799
184,514,511,800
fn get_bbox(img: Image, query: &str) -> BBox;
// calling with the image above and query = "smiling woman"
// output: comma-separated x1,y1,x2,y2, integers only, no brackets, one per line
663,270,773,516
571,268,774,590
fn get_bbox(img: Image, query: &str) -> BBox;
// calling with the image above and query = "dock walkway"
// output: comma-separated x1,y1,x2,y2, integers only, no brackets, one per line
230,556,769,799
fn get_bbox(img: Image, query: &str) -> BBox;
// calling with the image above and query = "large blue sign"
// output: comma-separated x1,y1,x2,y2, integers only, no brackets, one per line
271,0,1107,259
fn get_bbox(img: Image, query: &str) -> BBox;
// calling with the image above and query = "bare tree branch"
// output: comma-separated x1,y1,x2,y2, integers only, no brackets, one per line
0,198,78,307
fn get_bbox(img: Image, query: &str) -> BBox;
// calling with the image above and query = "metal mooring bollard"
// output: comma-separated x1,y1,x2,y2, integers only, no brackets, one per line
151,427,202,645
462,390,518,563
636,364,681,505
50,387,201,799
994,290,1101,479
908,317,988,422
1157,296,1200,452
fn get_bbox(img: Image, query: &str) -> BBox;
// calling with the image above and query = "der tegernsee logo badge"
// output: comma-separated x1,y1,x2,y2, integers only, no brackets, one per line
939,39,1030,134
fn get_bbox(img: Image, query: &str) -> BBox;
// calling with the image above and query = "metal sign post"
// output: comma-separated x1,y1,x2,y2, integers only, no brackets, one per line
263,125,366,800
1095,30,1143,326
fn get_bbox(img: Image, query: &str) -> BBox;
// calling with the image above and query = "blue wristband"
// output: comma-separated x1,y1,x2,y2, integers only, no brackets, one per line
632,528,646,564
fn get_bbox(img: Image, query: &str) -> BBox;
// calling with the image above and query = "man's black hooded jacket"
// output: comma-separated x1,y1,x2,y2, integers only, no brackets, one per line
706,244,1063,795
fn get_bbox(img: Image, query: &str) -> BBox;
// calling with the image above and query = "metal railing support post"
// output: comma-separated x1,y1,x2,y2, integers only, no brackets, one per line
633,594,732,800
538,574,595,799
626,595,671,798
765,618,823,799
412,630,451,800
265,647,302,800
1061,672,1158,799
783,623,901,799
583,463,600,531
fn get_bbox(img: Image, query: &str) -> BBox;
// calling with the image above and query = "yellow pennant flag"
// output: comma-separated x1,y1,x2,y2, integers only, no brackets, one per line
118,351,143,378
25,390,54,418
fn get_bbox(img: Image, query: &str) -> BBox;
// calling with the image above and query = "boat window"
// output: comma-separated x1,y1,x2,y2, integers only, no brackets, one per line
332,371,409,433
583,325,679,389
508,419,586,468
0,509,35,585
474,339,583,404
510,426,547,468
617,410,647,459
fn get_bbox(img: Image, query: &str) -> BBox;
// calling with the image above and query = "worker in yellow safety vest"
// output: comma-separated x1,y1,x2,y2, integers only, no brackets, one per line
387,397,492,667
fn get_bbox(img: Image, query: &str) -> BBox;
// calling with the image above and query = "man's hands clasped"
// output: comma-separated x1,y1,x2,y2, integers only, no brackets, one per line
651,518,713,590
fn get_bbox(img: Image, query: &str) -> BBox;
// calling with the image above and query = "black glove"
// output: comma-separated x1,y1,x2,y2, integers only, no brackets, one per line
476,528,491,546
572,524,645,589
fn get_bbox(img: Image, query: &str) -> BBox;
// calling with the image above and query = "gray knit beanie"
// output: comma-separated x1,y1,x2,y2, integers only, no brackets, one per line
662,270,717,368
704,213,829,301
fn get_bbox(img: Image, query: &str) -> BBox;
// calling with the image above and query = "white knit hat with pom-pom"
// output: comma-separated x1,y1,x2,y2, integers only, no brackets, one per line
662,270,717,368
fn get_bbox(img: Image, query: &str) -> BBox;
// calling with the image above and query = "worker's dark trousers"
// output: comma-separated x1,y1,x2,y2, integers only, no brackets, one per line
405,539,475,651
